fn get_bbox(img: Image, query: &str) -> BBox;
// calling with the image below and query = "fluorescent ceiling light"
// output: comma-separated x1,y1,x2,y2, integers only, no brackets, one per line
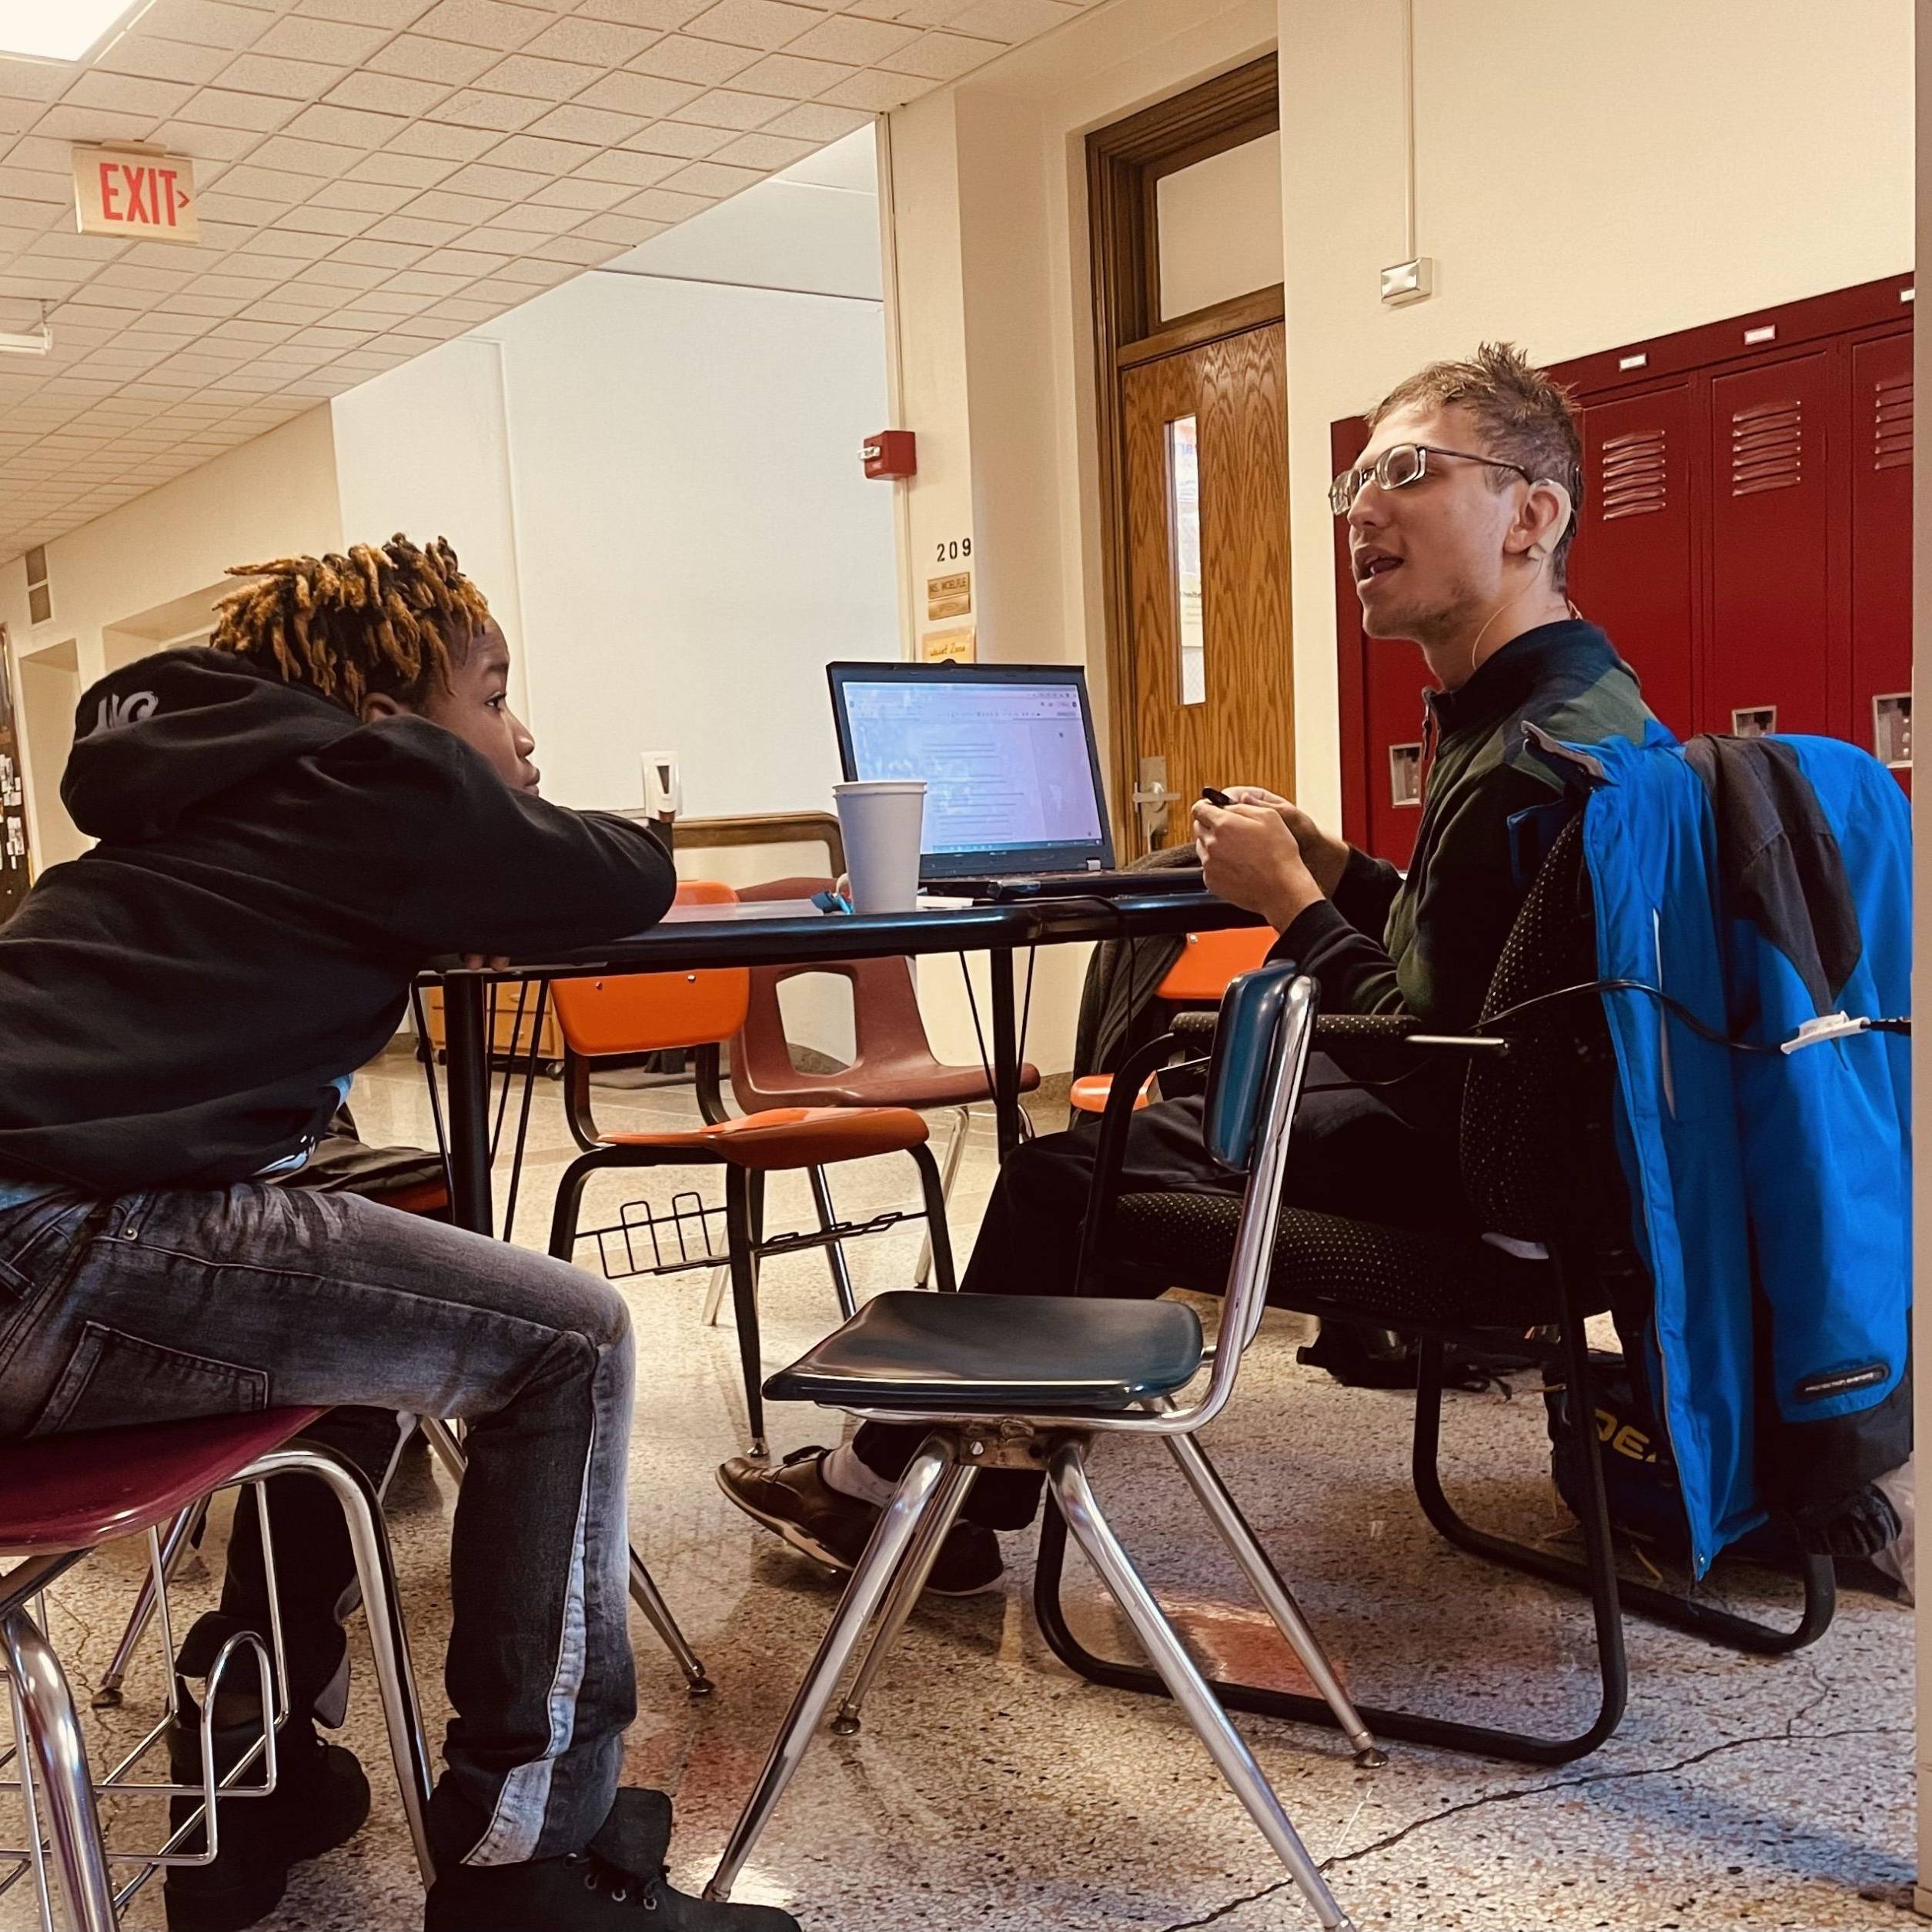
0,0,145,62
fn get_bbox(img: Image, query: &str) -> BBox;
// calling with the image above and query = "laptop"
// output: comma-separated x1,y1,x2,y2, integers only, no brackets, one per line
826,660,1205,900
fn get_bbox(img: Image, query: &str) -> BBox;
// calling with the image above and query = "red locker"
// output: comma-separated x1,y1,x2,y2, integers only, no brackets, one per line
1704,352,1834,738
1848,330,1913,780
1568,385,1696,737
1331,275,1913,859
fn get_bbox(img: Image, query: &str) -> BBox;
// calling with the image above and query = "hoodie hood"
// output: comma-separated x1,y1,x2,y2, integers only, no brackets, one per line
63,647,357,844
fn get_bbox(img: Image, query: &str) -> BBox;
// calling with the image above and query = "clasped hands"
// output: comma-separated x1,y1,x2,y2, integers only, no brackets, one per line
1192,786,1349,931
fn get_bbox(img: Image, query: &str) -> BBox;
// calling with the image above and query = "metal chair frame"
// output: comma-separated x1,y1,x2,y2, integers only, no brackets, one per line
704,972,1372,1932
549,1101,958,1458
0,1439,434,1932
1033,988,1836,1767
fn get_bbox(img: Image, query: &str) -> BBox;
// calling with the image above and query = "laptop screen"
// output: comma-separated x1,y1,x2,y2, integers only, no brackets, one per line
827,662,1116,878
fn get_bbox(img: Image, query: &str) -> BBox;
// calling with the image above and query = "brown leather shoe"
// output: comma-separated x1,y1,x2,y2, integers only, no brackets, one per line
716,1446,1002,1596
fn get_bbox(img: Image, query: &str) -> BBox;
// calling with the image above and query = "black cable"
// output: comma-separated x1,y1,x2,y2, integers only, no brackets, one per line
1471,975,1907,1055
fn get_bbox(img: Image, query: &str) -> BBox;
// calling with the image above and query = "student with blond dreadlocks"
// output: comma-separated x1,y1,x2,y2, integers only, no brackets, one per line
0,537,798,1932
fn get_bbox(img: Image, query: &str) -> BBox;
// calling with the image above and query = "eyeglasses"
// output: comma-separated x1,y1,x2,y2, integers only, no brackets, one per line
1329,443,1536,516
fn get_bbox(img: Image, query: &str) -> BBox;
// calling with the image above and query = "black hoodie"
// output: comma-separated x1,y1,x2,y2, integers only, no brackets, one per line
0,647,677,1193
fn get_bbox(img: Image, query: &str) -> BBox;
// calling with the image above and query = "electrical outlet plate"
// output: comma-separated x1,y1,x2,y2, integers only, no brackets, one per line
1380,257,1435,306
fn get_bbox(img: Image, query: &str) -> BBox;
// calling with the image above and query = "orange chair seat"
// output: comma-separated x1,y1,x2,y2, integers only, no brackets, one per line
600,1105,929,1171
1068,1075,1155,1115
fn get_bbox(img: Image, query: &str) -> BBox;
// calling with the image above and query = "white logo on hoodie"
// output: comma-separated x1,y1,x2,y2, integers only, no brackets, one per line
92,690,159,735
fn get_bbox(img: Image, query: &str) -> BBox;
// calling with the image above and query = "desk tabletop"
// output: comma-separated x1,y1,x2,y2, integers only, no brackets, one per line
424,889,1264,984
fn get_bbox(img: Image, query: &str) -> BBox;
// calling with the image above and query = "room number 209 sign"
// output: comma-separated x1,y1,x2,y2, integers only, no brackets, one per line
72,145,199,244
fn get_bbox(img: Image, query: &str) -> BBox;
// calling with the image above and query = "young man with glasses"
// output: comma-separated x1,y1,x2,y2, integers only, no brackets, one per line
720,342,1655,1589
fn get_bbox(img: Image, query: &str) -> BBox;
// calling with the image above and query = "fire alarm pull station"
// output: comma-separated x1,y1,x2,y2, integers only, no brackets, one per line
862,430,916,480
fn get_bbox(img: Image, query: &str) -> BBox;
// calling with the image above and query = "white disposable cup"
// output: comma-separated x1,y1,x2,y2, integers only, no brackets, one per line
835,780,926,914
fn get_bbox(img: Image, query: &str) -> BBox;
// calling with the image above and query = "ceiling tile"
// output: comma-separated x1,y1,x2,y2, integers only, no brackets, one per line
136,1,273,54
521,102,648,143
570,146,682,186
877,28,1001,78
480,131,597,170
329,236,429,266
410,0,550,52
403,189,510,223
248,16,393,64
243,134,366,174
95,34,229,83
573,70,699,115
426,89,550,132
656,158,762,197
325,72,453,116
523,18,661,65
700,129,816,169
383,119,500,159
0,62,70,105
367,36,499,86
528,175,631,209
564,212,669,247
613,185,714,221
365,213,471,245
580,0,709,23
62,72,192,120
814,68,936,110
685,1,824,52
667,88,791,129
308,177,420,214
944,0,1074,38
35,105,166,144
471,53,604,101
621,34,754,84
149,117,262,158
282,102,407,147
303,0,442,23
212,52,345,99
175,86,303,132
345,149,462,186
783,15,915,62
729,52,854,95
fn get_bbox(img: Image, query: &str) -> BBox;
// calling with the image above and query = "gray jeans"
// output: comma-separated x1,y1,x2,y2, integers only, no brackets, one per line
0,1182,637,1867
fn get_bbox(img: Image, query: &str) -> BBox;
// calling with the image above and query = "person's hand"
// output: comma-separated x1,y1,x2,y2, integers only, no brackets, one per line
1192,801,1324,928
460,953,510,971
1222,785,1350,895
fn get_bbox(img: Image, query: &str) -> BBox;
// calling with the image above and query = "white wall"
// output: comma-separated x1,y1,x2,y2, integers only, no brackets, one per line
1277,0,1915,823
880,0,1914,841
0,406,340,864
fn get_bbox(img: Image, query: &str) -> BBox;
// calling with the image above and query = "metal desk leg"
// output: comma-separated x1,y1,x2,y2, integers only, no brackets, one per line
988,948,1021,1162
443,976,495,1237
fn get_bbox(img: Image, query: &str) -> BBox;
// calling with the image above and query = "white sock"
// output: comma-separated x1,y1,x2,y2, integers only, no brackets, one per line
822,1440,897,1509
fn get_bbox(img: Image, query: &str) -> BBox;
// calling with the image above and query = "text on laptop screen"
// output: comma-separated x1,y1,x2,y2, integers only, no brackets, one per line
840,680,1105,855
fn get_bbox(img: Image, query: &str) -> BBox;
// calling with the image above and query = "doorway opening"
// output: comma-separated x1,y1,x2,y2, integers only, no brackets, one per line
1088,54,1292,854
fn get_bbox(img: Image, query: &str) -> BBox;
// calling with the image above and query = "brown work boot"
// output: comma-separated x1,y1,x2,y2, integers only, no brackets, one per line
716,1446,1002,1596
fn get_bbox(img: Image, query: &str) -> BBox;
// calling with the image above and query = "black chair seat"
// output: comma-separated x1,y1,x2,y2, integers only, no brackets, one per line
1103,1192,1600,1330
764,1290,1205,1412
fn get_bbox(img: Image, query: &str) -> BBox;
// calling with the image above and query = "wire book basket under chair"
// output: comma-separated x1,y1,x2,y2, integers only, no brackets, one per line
545,881,958,1459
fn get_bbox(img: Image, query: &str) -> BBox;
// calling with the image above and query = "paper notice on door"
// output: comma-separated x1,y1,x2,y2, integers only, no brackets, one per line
927,571,971,621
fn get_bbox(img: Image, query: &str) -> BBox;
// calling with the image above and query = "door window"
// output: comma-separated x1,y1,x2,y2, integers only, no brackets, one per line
1167,414,1205,706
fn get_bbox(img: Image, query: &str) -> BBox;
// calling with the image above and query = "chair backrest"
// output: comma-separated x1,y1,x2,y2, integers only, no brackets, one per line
1155,925,1278,1006
1458,816,1638,1287
728,874,944,1106
1188,963,1319,1418
548,881,748,1058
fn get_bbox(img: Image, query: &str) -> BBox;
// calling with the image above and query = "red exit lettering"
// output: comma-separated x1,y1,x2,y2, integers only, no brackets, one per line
95,162,186,229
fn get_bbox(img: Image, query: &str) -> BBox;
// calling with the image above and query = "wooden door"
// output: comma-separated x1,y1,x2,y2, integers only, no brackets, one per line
1119,320,1292,851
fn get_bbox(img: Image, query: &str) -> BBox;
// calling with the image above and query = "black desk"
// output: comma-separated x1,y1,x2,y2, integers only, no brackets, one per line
429,891,1261,1238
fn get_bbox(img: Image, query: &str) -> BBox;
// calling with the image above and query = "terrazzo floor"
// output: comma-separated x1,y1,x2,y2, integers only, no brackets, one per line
1,1043,1915,1932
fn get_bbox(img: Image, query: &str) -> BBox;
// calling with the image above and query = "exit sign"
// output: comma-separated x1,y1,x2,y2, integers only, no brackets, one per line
72,145,198,243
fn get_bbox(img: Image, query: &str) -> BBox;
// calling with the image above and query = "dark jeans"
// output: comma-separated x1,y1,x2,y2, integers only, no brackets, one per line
853,1068,1470,1526
0,1183,636,1868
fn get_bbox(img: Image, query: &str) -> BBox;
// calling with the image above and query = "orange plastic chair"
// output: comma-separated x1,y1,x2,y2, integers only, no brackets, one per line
1069,925,1278,1117
547,882,956,1456
728,875,1038,1295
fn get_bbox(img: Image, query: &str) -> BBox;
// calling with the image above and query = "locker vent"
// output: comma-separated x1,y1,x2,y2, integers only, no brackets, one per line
1599,429,1667,520
1873,373,1912,472
1729,399,1803,496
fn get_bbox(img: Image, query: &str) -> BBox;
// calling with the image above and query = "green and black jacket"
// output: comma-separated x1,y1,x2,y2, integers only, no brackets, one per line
1273,618,1653,1131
